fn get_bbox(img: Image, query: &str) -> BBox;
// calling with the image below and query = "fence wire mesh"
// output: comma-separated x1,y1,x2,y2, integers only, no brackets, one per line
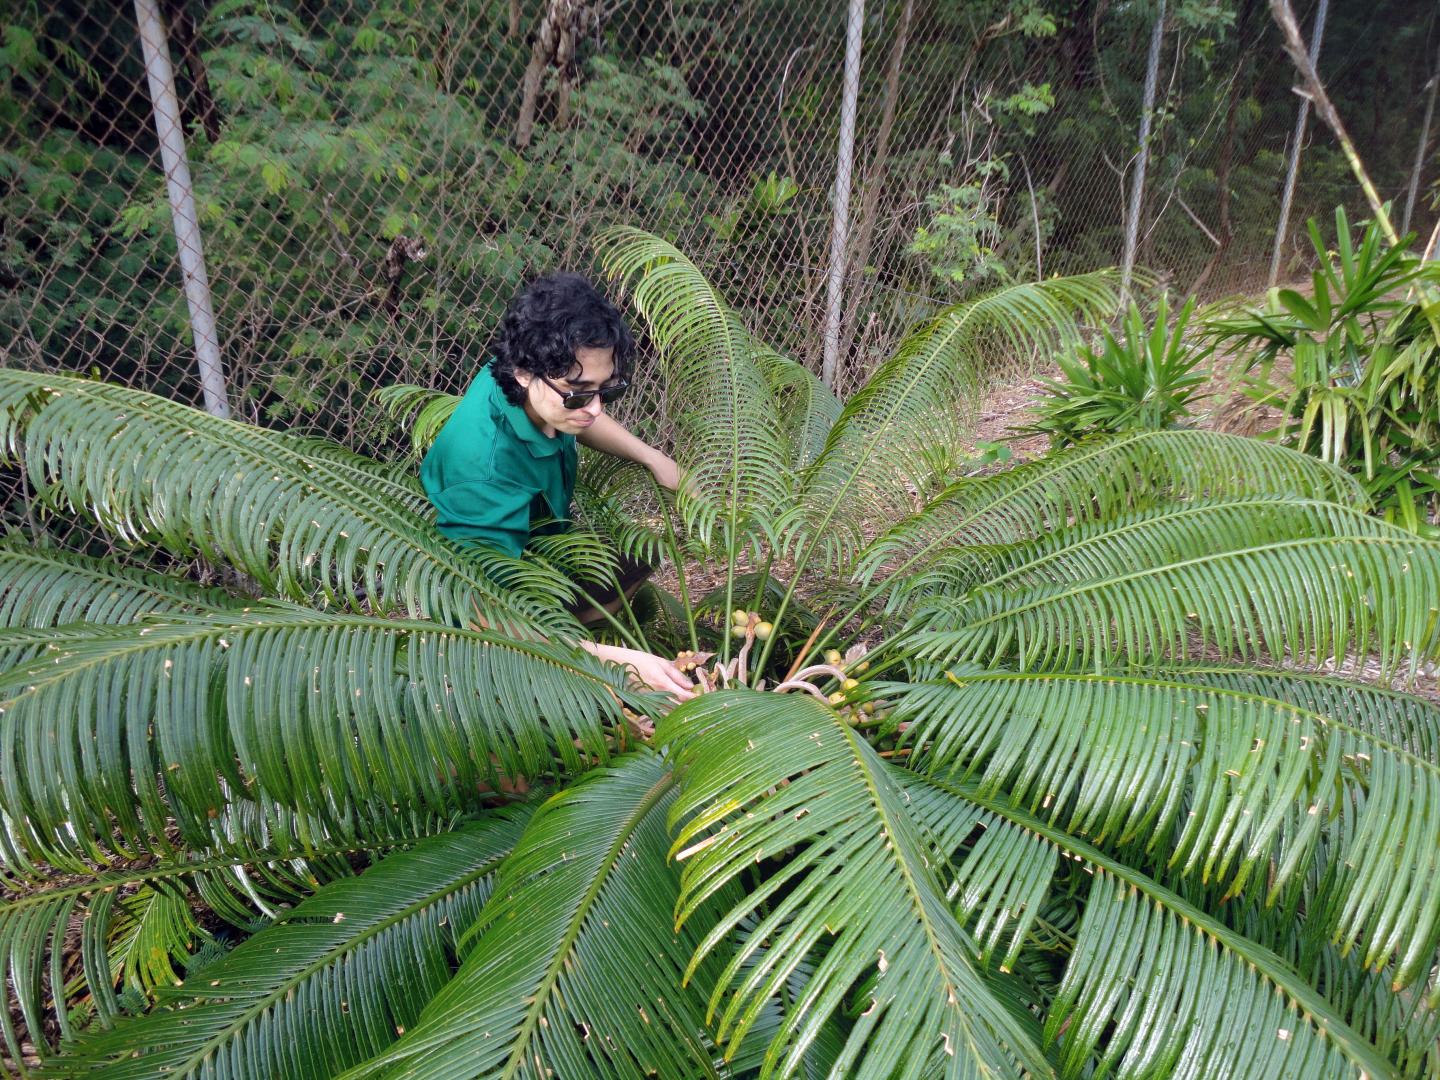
3,0,1437,458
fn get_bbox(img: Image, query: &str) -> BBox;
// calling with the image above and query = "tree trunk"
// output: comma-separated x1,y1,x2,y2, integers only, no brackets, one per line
1268,0,1396,245
1121,0,1167,300
1190,0,1258,295
161,0,221,142
839,0,915,355
1402,43,1440,236
515,0,591,149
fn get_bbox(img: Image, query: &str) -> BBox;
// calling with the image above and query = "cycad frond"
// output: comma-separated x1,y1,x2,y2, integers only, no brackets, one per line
661,690,1051,1079
272,432,434,516
894,671,1440,988
789,272,1124,569
0,543,239,629
910,535,1440,678
0,824,446,1064
857,430,1365,592
901,775,1397,1080
596,226,792,546
0,608,644,872
1162,664,1440,758
354,753,724,1080
372,383,462,459
978,497,1405,592
0,370,570,635
753,347,842,471
48,815,526,1080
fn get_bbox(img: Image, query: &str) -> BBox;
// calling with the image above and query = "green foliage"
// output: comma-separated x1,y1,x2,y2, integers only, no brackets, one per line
1026,294,1212,445
5,233,1440,1079
1211,209,1440,535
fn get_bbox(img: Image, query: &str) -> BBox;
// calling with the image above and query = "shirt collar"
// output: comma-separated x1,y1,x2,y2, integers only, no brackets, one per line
487,371,564,457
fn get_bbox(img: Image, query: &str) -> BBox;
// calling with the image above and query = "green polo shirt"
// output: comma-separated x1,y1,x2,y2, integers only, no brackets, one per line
421,368,577,558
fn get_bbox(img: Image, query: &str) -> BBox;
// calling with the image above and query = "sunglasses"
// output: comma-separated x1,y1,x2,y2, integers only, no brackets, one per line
538,374,630,410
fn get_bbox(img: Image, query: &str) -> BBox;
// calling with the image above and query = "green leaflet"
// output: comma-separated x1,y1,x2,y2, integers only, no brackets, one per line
0,543,240,629
0,370,572,636
661,690,1052,1080
901,775,1398,1080
0,608,644,873
893,671,1440,989
47,816,527,1080
910,534,1440,678
353,753,723,1080
857,429,1365,593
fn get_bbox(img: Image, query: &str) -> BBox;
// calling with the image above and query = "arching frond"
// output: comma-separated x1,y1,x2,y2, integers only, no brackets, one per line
893,671,1440,989
856,430,1366,593
0,608,646,873
0,817,460,1066
0,543,239,630
977,498,1404,593
47,815,527,1080
596,226,791,547
753,348,842,472
1162,664,1440,758
909,535,1440,678
788,272,1125,570
900,775,1399,1080
272,432,434,516
372,383,462,460
353,753,725,1080
0,370,571,635
661,690,1051,1079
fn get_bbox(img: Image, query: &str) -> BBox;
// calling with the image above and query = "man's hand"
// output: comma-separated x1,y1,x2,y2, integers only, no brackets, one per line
585,642,696,702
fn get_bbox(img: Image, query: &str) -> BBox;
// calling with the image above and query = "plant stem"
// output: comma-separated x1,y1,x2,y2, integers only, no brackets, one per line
649,474,699,652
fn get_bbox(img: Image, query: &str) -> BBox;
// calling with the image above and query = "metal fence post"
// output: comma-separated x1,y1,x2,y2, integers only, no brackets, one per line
133,0,231,418
820,0,865,390
1121,0,1166,303
1268,0,1328,288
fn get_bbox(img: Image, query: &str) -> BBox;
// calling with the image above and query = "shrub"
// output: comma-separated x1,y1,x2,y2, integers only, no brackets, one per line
1210,208,1440,536
1025,293,1211,445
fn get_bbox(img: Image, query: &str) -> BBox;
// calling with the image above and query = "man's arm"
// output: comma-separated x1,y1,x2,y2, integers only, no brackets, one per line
576,414,680,490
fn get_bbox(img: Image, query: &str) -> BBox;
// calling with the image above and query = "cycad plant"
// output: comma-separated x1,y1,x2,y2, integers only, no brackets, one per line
3,228,1440,1079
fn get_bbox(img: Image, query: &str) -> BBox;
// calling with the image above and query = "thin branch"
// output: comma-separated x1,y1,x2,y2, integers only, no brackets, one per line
1267,0,1397,245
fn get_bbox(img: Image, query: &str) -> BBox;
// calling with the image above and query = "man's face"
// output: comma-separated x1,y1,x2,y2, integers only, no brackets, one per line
516,345,617,436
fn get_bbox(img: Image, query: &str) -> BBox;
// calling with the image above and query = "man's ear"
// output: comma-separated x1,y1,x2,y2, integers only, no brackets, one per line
513,369,533,390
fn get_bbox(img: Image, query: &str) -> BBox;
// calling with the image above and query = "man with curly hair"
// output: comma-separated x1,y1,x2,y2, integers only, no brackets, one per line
423,272,693,700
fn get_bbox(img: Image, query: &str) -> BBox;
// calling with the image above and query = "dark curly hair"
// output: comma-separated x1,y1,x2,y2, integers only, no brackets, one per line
487,273,635,406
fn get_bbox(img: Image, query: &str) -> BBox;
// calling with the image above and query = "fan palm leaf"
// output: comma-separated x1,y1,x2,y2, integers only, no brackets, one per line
909,535,1440,678
787,272,1124,571
46,814,527,1080
0,608,644,872
900,775,1399,1079
661,690,1052,1079
354,752,725,1080
893,671,1440,988
0,543,239,628
0,370,570,635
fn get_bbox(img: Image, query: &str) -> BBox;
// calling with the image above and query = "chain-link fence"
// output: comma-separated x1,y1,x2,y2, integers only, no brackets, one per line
3,0,1437,455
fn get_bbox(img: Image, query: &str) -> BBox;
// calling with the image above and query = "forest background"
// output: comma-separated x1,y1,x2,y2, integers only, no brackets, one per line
2,0,1437,456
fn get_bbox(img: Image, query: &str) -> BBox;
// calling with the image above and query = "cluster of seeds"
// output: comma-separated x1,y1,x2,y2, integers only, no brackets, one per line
730,608,773,640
